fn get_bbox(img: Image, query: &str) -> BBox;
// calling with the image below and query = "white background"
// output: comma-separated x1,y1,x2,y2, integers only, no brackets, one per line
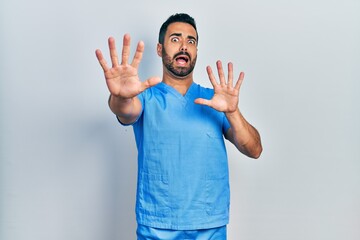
1,0,359,239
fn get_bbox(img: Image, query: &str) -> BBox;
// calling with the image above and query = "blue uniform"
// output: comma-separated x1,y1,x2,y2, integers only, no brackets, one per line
137,224,227,239
122,82,231,230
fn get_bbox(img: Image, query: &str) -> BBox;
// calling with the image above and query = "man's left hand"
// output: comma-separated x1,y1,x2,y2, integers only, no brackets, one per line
194,60,244,113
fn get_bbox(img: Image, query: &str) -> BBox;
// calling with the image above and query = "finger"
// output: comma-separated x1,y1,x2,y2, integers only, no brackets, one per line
234,72,245,90
121,34,131,65
216,60,226,85
228,62,234,87
140,76,161,91
194,98,212,107
206,66,218,87
131,41,144,69
108,37,119,68
95,49,109,72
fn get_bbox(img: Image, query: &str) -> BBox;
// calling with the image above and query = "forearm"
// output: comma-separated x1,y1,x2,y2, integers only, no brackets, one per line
225,109,262,159
108,94,142,124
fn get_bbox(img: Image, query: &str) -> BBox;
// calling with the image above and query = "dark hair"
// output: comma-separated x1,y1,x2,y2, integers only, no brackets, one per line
158,13,198,45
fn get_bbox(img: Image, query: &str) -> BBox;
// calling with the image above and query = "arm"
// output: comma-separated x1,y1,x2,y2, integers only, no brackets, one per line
194,61,262,158
108,94,142,124
95,34,161,124
224,109,262,159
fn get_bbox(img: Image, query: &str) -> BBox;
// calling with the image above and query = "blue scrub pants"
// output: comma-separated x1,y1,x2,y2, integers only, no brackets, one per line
137,224,227,240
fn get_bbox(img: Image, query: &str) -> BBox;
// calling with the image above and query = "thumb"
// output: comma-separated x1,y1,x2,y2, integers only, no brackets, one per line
141,76,161,90
194,98,212,106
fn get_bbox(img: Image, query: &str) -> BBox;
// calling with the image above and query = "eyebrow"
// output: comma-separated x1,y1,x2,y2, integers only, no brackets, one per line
169,33,197,41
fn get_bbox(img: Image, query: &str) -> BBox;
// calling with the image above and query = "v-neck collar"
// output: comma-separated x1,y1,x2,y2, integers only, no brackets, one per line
159,82,197,101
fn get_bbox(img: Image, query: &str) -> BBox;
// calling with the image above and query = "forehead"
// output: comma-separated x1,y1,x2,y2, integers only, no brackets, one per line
165,22,197,39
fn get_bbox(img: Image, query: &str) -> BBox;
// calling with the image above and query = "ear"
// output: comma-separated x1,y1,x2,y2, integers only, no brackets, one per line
157,43,162,57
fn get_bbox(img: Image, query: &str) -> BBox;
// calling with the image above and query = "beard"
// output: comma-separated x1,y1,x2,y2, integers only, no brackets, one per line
162,47,197,78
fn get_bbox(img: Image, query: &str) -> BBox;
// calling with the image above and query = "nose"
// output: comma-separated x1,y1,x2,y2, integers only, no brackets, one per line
180,42,188,52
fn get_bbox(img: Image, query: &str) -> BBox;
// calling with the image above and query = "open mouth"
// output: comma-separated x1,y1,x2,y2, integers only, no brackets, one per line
175,53,190,65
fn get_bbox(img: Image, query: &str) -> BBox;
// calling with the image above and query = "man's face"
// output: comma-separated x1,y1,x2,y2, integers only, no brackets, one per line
159,22,198,78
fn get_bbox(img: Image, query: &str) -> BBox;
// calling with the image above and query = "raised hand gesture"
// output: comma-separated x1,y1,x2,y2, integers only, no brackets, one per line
95,34,160,99
195,61,262,158
195,60,244,113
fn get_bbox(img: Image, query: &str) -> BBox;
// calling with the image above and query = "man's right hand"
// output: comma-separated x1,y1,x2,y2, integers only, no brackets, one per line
95,34,161,99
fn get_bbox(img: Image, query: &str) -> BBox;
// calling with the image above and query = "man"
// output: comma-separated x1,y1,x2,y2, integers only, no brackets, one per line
96,13,262,240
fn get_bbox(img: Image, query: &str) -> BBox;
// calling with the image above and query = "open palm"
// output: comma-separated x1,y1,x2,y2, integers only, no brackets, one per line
195,61,244,113
95,34,160,99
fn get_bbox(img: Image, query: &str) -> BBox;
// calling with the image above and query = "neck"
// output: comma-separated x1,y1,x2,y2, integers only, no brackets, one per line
162,70,194,96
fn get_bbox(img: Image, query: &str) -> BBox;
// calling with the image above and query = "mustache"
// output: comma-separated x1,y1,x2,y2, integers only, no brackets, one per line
174,51,191,60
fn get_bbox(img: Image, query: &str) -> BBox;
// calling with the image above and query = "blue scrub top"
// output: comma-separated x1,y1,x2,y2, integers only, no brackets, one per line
123,82,231,230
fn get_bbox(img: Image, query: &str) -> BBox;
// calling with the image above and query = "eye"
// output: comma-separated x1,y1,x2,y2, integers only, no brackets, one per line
188,39,196,45
171,37,179,42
